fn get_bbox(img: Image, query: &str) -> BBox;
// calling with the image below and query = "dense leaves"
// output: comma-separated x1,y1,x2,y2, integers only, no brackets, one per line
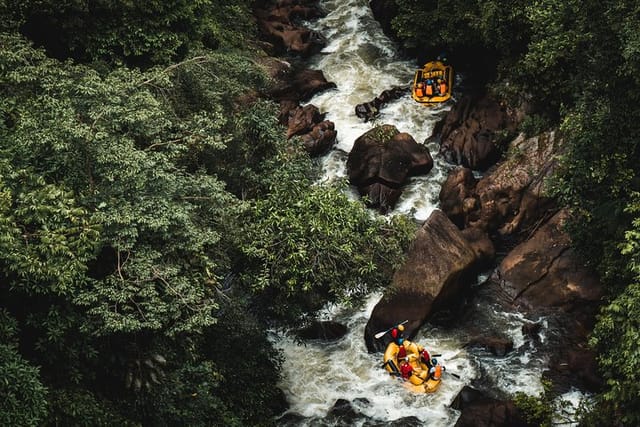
242,178,414,322
392,0,640,423
0,1,413,423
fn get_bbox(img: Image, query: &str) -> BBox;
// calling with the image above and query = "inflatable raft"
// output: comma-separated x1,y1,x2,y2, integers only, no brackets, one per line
411,60,453,104
382,341,442,393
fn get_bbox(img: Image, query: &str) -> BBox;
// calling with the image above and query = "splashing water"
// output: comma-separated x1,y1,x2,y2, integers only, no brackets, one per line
272,1,550,424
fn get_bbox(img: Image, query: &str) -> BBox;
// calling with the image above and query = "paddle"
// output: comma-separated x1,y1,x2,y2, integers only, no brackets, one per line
444,368,460,379
374,320,408,339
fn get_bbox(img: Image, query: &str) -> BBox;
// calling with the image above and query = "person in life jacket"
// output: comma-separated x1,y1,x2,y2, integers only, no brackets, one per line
415,82,426,98
390,324,405,344
399,359,413,380
438,78,447,96
429,358,444,380
425,79,434,96
420,348,431,365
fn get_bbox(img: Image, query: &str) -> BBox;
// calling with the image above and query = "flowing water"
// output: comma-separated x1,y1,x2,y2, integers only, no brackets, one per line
271,1,579,425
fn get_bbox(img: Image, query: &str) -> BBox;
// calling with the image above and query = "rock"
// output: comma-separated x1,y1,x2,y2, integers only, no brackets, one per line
347,125,433,213
465,336,514,357
436,94,518,171
270,68,337,103
495,209,603,313
296,320,347,341
461,227,495,269
355,86,408,122
301,120,337,156
286,104,324,139
255,0,327,57
364,210,477,352
452,386,531,427
439,166,478,228
439,131,561,242
368,0,400,41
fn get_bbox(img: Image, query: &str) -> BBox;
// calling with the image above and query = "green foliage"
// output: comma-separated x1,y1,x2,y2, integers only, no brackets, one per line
0,27,292,425
241,176,415,323
0,310,48,427
4,0,257,67
590,280,640,425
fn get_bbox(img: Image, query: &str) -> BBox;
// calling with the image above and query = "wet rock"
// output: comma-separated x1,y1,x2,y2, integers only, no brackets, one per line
369,0,400,41
435,93,518,171
439,166,478,228
255,0,327,57
347,125,433,213
439,131,560,243
301,120,337,156
452,386,532,427
496,209,603,313
545,346,603,393
365,210,478,352
355,86,409,122
296,320,347,341
286,104,324,139
270,68,337,103
521,321,542,342
465,336,514,357
461,227,495,270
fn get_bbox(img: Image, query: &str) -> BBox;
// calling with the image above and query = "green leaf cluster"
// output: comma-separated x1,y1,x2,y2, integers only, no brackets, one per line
392,0,640,422
0,1,418,423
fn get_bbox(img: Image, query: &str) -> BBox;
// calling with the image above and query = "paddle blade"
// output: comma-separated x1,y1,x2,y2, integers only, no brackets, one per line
374,330,388,339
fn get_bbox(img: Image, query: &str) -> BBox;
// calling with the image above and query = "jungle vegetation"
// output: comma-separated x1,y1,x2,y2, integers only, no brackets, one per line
392,0,640,424
0,1,414,425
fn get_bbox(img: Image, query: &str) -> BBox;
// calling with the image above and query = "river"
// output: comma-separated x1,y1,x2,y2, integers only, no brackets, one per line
271,1,575,425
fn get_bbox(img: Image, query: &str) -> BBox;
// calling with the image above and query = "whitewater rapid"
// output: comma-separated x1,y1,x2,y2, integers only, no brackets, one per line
271,1,559,425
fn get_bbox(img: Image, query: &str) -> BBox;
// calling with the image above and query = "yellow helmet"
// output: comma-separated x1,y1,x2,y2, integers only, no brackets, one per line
397,324,405,332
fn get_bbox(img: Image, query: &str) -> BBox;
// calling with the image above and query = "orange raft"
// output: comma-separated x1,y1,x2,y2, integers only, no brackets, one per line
382,341,442,393
411,60,453,105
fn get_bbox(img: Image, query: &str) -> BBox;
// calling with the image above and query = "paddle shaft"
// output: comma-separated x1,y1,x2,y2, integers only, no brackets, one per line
374,320,408,339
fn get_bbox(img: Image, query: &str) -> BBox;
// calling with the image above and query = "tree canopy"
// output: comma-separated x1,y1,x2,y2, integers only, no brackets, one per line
0,2,413,424
393,0,640,422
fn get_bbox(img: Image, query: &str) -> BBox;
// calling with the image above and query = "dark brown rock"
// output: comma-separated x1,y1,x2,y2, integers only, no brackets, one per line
347,125,433,213
436,94,518,171
296,320,347,341
364,210,477,352
301,120,337,156
255,0,327,57
439,166,478,228
452,386,532,427
496,209,603,313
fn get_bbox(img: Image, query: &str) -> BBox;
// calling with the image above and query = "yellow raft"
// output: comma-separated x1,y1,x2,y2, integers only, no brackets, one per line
411,60,453,104
382,341,442,393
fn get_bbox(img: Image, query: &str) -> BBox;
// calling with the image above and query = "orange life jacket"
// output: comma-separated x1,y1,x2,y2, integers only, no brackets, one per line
439,81,447,95
415,85,425,97
425,84,433,96
431,365,442,380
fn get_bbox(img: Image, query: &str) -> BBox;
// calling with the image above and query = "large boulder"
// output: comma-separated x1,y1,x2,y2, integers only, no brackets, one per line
495,209,603,313
347,125,433,213
493,209,604,393
439,166,478,228
440,131,560,239
436,94,519,171
255,0,327,57
270,68,337,103
364,210,477,352
452,386,532,427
